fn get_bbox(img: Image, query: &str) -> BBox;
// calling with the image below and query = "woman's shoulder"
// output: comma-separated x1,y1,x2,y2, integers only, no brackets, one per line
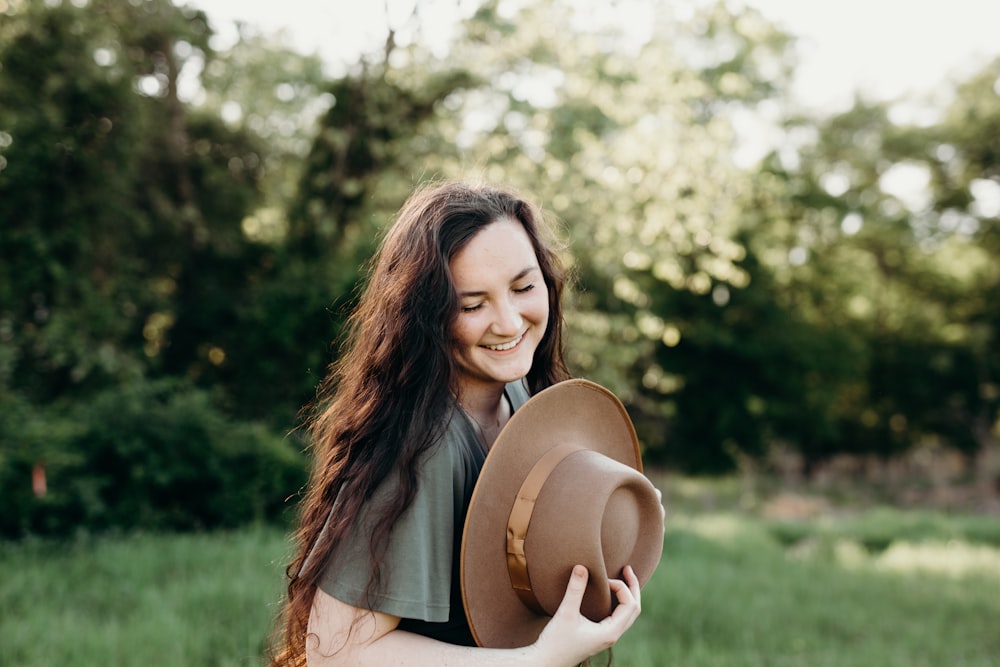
423,404,485,471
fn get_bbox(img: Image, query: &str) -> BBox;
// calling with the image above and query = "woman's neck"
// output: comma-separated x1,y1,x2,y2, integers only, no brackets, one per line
458,384,511,449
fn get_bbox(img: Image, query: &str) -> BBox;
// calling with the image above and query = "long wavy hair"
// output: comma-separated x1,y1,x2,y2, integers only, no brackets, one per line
269,180,570,666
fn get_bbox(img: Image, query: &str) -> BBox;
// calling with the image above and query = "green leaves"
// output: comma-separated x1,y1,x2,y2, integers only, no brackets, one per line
2,0,998,528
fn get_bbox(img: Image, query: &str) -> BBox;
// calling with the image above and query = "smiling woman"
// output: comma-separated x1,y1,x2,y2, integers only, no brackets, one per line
449,216,551,439
268,180,655,667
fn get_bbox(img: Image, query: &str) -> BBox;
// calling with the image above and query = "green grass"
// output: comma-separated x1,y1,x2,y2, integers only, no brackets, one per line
2,509,999,666
0,527,290,667
616,513,1000,666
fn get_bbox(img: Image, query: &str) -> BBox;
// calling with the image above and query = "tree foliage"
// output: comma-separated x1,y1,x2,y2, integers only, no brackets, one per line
1,0,998,535
0,0,305,535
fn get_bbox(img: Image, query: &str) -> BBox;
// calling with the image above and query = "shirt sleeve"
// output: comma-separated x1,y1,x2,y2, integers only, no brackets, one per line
316,380,529,624
317,423,474,622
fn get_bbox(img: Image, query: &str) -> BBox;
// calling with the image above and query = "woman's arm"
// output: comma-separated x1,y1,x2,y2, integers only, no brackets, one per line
307,564,643,667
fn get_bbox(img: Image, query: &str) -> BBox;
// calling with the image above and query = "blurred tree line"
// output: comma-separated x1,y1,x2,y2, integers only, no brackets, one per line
1,0,997,537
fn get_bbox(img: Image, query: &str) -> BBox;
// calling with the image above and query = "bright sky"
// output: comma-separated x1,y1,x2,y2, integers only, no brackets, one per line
189,0,1000,113
747,0,1000,111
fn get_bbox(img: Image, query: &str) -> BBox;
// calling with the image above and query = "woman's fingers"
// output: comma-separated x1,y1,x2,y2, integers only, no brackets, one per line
624,563,641,594
654,486,666,520
606,565,641,623
534,564,646,665
554,564,589,617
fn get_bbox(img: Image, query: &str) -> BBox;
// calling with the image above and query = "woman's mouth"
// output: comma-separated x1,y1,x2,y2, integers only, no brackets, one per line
483,334,523,351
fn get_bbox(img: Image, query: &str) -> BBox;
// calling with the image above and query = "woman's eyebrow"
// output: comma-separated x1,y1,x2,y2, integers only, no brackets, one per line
458,265,540,297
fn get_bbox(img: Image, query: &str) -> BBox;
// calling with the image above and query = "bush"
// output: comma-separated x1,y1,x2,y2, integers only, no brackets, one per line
0,379,307,538
0,390,84,537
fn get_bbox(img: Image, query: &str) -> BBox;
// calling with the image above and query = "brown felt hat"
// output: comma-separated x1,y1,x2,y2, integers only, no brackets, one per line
460,378,664,648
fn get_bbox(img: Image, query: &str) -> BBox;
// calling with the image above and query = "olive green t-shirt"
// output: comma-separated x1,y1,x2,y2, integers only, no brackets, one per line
317,379,531,645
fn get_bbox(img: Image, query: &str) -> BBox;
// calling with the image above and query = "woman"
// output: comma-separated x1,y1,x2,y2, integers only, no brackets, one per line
270,181,645,666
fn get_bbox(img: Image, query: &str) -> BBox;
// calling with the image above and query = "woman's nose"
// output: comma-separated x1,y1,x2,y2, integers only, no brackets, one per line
492,298,523,334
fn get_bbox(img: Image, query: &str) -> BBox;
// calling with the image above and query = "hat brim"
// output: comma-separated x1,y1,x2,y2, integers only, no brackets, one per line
460,379,647,648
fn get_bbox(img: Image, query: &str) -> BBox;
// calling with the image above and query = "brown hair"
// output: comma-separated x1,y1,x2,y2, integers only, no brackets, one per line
269,180,570,665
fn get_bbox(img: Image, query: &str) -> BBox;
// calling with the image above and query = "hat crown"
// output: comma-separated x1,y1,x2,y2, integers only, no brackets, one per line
522,449,663,620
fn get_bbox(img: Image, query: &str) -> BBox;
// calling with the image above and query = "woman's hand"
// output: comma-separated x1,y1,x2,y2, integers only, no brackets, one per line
531,564,643,667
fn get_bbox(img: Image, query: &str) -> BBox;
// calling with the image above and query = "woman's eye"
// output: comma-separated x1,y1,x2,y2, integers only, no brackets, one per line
461,303,484,313
513,283,535,294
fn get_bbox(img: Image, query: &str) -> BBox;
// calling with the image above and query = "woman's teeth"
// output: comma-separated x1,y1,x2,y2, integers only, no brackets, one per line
484,335,521,351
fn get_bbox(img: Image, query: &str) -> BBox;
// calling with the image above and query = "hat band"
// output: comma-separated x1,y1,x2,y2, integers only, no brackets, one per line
505,441,585,614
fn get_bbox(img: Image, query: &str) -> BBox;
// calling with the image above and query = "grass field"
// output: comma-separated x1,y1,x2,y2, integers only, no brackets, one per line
2,483,1000,666
0,527,290,666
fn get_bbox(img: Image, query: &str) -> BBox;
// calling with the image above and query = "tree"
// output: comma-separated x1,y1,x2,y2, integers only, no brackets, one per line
916,57,1000,455
0,0,308,536
423,0,802,470
747,57,1000,470
276,0,823,470
0,0,260,400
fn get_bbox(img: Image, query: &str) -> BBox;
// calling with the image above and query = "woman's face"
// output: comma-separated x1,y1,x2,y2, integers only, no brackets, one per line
449,217,550,396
